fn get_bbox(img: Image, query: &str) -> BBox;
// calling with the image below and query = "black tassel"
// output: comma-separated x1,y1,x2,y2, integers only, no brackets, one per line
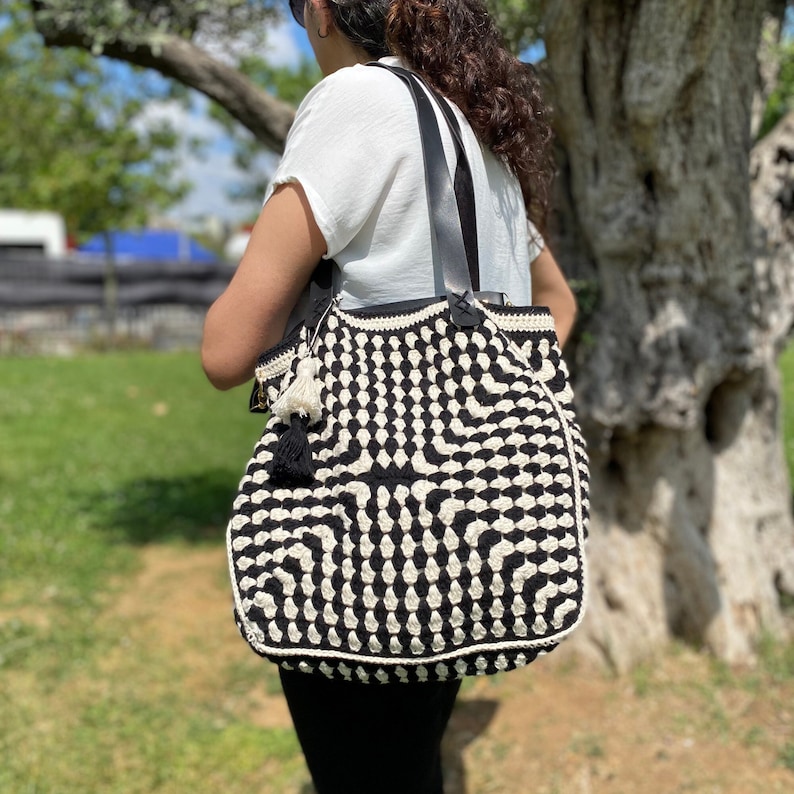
270,413,315,487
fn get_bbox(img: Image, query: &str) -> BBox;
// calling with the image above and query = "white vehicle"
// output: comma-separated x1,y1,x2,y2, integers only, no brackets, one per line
0,210,68,258
223,228,252,263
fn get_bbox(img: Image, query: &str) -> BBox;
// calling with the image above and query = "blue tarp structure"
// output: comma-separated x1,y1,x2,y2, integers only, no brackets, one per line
78,229,218,264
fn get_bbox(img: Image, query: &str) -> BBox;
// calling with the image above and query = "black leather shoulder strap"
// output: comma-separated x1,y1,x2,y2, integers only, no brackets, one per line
392,68,480,293
369,63,478,326
307,62,483,329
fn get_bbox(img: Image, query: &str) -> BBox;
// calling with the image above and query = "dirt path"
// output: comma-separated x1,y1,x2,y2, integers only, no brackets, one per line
108,545,794,794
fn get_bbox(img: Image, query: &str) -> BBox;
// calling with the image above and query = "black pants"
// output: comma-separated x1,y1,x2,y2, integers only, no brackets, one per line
279,668,461,794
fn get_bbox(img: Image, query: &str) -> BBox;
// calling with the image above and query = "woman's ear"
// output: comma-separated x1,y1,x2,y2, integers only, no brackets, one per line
306,0,335,37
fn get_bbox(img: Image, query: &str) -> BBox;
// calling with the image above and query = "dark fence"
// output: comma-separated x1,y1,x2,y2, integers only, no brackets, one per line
0,255,234,355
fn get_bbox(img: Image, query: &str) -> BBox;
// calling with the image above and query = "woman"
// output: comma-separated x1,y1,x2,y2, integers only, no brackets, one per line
203,1,576,792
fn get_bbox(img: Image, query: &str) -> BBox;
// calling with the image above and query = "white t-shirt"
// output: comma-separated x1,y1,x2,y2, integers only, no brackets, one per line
264,56,542,309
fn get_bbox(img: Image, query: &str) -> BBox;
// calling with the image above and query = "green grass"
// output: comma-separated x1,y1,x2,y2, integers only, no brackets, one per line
0,352,261,595
0,352,308,793
780,741,794,772
2,344,794,793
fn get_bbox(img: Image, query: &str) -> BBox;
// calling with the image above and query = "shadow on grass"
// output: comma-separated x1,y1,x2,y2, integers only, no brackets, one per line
443,698,500,794
84,470,238,544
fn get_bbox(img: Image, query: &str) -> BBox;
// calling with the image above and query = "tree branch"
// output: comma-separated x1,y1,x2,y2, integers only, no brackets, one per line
31,10,295,153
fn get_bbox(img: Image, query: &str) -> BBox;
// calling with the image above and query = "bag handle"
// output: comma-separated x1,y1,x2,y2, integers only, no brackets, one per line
307,63,481,330
372,64,479,326
381,66,480,292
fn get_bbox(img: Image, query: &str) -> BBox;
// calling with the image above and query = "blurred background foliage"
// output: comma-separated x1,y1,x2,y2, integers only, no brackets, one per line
4,0,790,235
0,1,191,239
0,0,547,232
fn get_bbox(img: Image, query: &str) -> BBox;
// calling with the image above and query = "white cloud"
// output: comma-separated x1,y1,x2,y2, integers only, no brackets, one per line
264,20,305,67
134,96,217,139
196,18,304,68
136,95,279,225
132,20,311,227
169,144,266,224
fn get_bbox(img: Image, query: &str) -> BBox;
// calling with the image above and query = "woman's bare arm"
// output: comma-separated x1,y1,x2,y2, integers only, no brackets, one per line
530,247,577,348
201,183,327,390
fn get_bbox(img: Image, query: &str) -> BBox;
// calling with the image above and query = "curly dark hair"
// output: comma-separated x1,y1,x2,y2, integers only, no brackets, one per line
328,0,555,233
386,0,554,233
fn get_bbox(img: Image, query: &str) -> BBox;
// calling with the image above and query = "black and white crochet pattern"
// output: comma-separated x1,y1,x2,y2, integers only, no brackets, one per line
228,300,589,683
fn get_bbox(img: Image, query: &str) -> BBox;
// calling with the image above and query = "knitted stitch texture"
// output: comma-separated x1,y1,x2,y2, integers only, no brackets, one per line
228,301,589,683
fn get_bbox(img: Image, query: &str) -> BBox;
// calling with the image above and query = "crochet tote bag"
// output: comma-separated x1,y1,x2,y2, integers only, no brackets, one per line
227,66,589,683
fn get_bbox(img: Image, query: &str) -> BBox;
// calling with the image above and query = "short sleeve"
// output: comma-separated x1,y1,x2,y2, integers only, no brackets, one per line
527,220,544,263
262,66,418,259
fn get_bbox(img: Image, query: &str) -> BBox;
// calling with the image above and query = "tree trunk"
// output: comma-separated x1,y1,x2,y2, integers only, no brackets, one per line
542,0,794,670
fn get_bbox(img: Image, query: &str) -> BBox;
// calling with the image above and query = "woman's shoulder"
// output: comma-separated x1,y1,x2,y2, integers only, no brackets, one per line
296,61,415,120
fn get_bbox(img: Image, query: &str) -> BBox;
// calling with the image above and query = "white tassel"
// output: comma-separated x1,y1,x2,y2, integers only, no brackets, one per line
270,358,322,426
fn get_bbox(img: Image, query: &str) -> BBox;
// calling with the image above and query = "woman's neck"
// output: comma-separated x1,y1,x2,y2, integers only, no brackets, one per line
317,38,372,75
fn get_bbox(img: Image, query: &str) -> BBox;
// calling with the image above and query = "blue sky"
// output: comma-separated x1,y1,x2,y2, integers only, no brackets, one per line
162,17,309,226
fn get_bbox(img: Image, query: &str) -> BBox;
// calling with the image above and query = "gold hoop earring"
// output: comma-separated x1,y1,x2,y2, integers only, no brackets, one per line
317,27,329,38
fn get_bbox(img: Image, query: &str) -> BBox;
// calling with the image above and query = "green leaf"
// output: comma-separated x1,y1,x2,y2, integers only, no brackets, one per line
0,3,187,236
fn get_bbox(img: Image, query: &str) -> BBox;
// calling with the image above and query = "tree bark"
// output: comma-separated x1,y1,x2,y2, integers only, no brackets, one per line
542,0,794,670
752,12,784,139
30,11,295,153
